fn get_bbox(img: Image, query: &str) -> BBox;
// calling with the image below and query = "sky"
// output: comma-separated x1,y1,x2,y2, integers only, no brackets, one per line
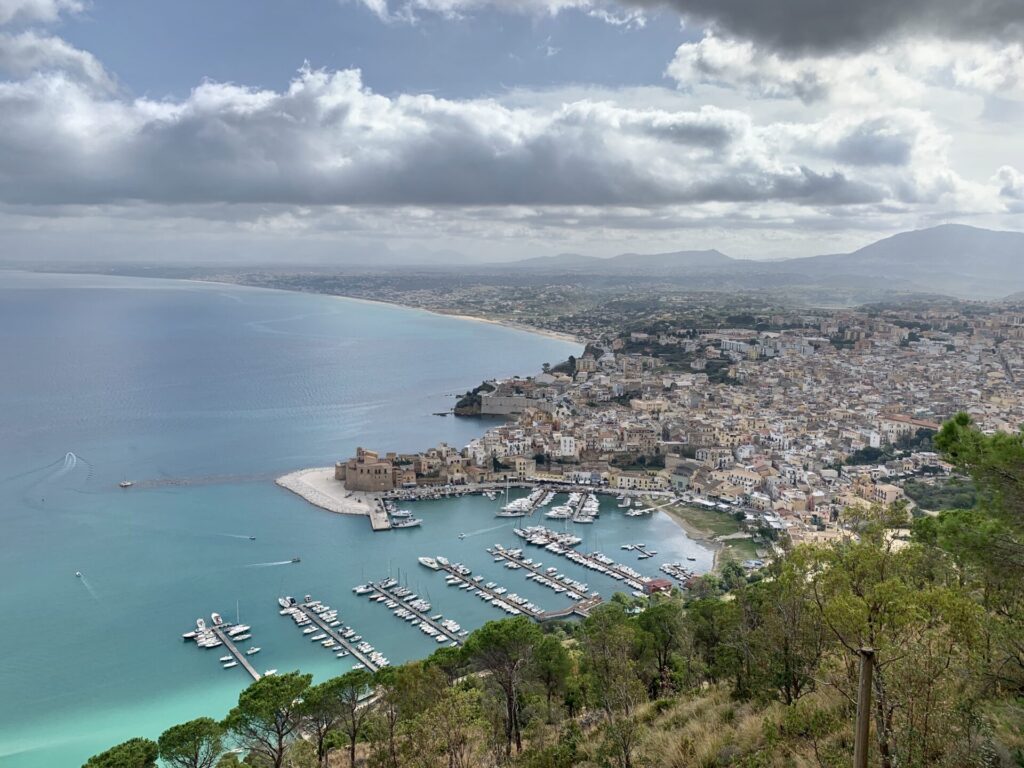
0,0,1022,264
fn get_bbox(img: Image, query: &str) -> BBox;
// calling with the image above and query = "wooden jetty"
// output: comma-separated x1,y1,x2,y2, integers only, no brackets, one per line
210,626,262,682
287,598,380,672
367,580,466,646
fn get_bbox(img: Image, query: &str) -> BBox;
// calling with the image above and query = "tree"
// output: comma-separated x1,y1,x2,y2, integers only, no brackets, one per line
223,671,311,768
299,680,345,768
404,687,485,768
83,738,158,768
463,616,542,755
158,718,224,768
579,604,646,768
808,511,982,768
531,634,572,721
636,598,686,697
332,667,375,768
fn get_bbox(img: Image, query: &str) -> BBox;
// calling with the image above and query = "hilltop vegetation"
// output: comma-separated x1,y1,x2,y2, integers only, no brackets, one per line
86,414,1024,768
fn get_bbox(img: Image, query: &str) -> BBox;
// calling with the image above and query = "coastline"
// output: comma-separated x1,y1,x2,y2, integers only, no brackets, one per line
276,467,381,516
662,506,726,572
308,290,584,346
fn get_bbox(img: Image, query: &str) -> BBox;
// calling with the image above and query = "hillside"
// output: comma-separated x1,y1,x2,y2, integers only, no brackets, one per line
503,224,1024,299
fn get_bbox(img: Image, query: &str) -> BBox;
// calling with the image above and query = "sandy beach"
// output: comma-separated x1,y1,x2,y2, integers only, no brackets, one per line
662,506,726,571
276,467,379,516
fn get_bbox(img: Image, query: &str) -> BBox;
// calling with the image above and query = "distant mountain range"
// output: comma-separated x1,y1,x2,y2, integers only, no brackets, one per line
498,225,1024,300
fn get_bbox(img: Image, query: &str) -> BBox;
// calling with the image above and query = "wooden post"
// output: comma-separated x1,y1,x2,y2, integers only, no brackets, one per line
853,648,874,768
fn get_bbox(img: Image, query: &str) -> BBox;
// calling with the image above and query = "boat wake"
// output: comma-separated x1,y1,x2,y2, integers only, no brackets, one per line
244,560,294,568
459,522,513,538
78,574,100,602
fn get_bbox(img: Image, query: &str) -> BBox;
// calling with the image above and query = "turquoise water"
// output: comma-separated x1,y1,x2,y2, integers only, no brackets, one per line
0,272,710,767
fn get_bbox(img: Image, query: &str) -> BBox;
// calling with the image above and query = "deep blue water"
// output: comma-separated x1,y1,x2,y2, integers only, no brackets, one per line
0,272,709,767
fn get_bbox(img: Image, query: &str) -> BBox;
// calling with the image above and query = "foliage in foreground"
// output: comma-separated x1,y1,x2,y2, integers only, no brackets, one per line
87,414,1024,768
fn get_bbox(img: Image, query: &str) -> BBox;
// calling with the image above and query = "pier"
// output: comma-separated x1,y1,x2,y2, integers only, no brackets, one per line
514,526,650,589
431,559,601,622
370,501,392,531
365,579,466,646
283,598,381,672
489,547,592,600
210,626,262,682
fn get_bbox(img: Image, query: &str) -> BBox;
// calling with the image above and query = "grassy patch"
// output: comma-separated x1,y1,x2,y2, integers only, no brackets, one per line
661,502,743,538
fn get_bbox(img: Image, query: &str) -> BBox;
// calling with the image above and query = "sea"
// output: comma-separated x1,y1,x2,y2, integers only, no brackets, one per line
0,271,712,767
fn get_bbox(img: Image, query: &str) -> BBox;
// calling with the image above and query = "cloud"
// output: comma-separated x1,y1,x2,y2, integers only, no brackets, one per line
666,34,1024,105
0,31,113,89
994,166,1024,200
0,65,936,210
631,0,1024,54
0,0,82,25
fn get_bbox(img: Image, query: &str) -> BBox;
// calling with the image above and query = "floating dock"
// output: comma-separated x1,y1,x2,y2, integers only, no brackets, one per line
490,547,590,600
210,626,262,681
365,579,466,646
281,597,381,672
431,559,601,622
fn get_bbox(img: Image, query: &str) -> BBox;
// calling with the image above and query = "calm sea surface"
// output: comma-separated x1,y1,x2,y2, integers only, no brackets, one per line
0,271,711,767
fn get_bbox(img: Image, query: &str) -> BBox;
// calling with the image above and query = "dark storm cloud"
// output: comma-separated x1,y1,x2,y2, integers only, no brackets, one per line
628,0,1024,53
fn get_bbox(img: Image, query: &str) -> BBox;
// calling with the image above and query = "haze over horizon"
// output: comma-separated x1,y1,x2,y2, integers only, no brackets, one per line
0,0,1022,263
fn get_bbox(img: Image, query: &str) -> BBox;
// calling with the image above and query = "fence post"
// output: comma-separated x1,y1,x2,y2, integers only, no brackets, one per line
853,648,874,768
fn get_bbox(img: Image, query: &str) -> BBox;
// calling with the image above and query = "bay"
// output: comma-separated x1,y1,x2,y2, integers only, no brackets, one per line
0,271,710,767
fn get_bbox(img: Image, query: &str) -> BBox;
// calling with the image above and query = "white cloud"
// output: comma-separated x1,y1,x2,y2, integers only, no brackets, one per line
666,34,1024,105
0,31,113,90
0,0,82,24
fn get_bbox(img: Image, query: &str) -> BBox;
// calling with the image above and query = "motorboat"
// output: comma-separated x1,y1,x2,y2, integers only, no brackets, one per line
290,557,301,563
75,571,82,578
219,655,233,663
119,480,133,488
222,661,238,669
245,647,261,655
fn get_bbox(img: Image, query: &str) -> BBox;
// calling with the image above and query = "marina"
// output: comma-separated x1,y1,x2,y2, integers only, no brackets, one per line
358,578,467,646
513,525,653,592
183,615,262,682
419,555,603,621
488,545,593,601
278,596,386,672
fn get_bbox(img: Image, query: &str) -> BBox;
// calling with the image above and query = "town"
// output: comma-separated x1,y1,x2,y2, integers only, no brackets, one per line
315,300,1024,570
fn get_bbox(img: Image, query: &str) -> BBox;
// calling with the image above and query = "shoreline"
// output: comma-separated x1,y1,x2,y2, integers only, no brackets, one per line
662,506,726,572
275,467,381,517
2,268,587,347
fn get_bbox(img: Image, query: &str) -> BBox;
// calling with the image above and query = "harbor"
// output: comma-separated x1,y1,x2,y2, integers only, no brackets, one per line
182,614,263,681
356,578,467,646
278,595,387,672
419,555,603,621
513,525,653,593
488,545,593,601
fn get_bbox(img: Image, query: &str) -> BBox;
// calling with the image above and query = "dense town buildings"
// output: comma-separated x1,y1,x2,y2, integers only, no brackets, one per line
335,302,1024,548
